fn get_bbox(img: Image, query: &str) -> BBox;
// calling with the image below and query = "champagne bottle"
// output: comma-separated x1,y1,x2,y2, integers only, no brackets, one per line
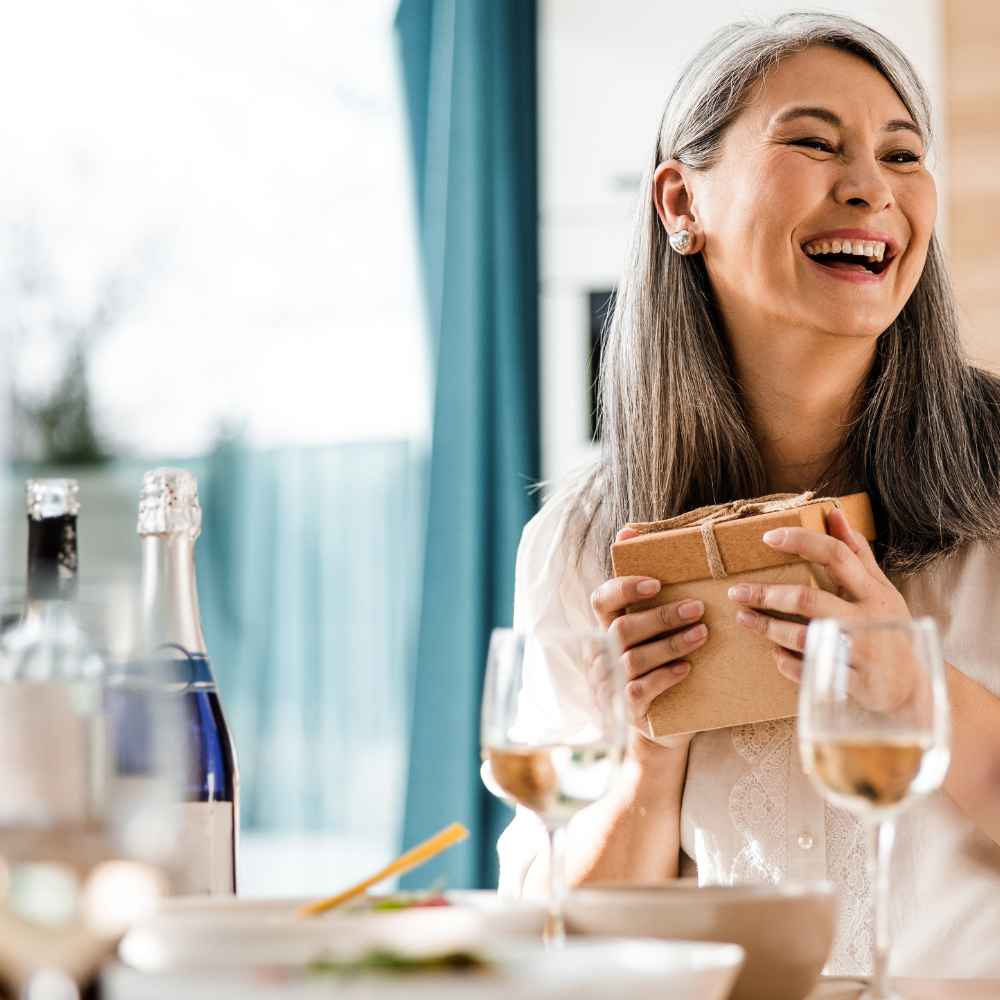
137,467,238,894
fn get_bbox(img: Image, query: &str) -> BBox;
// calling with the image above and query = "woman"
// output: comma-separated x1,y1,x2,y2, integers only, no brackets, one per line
498,12,1000,978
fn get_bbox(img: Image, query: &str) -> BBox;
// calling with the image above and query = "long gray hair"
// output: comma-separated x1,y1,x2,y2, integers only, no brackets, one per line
577,11,1000,577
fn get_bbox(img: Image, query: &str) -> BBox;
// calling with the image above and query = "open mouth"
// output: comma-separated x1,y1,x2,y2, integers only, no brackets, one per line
801,237,898,277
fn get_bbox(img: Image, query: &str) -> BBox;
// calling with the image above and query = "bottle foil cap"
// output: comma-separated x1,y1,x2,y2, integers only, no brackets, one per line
25,479,81,521
137,468,202,539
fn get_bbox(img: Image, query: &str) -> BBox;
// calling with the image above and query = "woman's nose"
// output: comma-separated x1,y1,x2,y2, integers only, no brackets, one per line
832,156,894,212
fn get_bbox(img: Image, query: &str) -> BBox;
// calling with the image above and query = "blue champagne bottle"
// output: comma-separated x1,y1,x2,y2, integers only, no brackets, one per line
137,468,239,894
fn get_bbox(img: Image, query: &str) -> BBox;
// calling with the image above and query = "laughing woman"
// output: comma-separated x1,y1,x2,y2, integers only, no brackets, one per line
498,12,1000,978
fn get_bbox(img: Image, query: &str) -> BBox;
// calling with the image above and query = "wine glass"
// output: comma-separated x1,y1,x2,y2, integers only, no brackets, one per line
0,584,184,999
798,618,950,1000
480,628,628,947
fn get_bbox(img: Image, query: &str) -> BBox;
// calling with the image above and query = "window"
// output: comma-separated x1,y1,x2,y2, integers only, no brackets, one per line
2,0,427,893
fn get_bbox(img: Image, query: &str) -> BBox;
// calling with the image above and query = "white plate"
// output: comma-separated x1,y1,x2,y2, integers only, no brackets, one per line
107,938,744,1000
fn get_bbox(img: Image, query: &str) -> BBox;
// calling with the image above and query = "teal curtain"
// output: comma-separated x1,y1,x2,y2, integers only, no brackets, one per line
395,0,540,888
197,441,424,835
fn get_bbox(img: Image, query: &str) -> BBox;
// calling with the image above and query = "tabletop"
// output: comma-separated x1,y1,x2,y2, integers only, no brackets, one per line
808,979,1000,999
103,967,1000,1000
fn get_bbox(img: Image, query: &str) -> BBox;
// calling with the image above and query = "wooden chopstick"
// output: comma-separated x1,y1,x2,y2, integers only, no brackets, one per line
296,822,470,918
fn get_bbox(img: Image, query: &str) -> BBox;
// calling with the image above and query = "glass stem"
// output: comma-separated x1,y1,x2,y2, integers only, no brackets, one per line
22,968,81,1000
870,818,897,999
543,824,567,948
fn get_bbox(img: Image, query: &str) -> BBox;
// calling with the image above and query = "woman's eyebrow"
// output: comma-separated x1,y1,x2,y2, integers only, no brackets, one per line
883,118,923,139
772,105,842,128
771,105,923,140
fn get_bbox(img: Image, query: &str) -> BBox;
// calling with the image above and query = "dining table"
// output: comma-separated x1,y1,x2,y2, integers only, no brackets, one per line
102,966,1000,1000
808,980,1000,999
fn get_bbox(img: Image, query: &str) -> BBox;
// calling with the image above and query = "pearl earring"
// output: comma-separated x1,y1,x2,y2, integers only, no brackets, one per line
669,229,693,254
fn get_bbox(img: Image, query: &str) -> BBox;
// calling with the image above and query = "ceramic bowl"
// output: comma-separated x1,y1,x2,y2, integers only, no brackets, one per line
445,889,547,937
121,892,550,970
120,898,486,970
566,879,837,1000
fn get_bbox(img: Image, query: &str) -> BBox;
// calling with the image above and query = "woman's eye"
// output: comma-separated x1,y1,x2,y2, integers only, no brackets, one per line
790,138,835,153
884,150,921,164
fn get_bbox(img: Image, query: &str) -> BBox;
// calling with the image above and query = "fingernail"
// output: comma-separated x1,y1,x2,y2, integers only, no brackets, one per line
637,579,661,596
735,609,756,627
672,661,690,675
678,600,703,620
762,529,787,546
683,624,707,643
728,584,751,602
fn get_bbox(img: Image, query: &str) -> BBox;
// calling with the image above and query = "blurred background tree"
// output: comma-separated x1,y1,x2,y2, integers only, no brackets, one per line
3,220,152,466
17,343,108,465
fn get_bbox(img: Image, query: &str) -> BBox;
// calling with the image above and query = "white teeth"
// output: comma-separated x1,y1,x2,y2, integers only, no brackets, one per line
803,238,889,260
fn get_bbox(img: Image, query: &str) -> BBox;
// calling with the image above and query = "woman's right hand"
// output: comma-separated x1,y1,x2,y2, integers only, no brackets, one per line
590,528,708,762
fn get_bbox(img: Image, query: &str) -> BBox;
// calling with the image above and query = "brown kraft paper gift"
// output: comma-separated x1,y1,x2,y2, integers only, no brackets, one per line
610,491,876,740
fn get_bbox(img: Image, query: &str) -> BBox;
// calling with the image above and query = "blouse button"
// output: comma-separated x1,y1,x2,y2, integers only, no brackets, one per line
797,832,815,851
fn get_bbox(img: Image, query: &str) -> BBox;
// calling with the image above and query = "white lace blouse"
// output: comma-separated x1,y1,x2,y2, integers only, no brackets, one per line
496,481,1000,978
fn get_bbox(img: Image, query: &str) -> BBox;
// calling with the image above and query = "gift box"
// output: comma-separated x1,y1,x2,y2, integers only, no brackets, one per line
610,492,876,739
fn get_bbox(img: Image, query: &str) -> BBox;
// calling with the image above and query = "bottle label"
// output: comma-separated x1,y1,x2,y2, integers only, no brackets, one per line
172,801,235,895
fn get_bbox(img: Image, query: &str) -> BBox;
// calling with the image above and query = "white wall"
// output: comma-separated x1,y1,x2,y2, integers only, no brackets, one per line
539,0,945,486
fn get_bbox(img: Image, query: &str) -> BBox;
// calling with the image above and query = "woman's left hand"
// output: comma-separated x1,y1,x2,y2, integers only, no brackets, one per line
727,507,910,684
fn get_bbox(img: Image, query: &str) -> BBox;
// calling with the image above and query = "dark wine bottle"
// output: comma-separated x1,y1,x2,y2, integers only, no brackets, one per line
24,478,79,616
137,467,239,894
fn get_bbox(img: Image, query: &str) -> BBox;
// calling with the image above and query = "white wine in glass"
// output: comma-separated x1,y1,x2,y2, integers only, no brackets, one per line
485,742,624,826
809,734,945,815
480,629,627,947
799,618,950,1000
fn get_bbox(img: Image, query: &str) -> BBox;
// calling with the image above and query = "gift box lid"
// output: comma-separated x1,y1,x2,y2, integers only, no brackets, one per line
611,492,876,584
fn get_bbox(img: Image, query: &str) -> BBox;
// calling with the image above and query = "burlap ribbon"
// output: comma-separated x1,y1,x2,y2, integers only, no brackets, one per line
628,491,841,581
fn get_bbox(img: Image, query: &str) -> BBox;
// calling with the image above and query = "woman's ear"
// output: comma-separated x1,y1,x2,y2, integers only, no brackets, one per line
653,159,704,253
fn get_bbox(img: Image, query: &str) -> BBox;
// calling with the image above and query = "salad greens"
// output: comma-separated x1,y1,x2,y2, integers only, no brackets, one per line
308,949,489,976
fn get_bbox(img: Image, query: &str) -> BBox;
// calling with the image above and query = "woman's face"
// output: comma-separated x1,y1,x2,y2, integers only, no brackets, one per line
680,46,937,341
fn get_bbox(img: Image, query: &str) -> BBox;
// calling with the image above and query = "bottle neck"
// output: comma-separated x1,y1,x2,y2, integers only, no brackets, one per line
140,533,207,655
25,514,79,605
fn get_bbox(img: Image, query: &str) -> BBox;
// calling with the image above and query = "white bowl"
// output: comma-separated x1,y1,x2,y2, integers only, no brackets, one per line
120,900,487,971
445,890,547,937
108,937,744,999
539,938,744,1000
122,892,548,971
566,880,836,1000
